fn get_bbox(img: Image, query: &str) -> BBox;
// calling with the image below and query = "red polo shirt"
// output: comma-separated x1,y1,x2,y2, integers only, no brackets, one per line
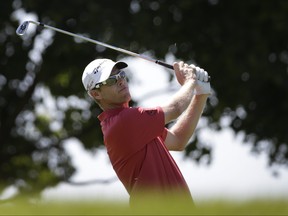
98,107,192,202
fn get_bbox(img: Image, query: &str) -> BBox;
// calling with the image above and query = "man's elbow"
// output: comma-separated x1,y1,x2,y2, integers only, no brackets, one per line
177,143,187,151
169,142,186,151
166,131,188,151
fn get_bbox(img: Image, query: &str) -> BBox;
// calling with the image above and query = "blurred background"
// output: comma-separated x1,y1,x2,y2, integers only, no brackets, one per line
1,0,288,204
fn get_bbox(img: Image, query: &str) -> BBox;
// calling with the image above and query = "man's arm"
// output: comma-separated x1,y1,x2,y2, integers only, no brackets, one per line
164,94,208,151
161,62,196,124
161,61,210,151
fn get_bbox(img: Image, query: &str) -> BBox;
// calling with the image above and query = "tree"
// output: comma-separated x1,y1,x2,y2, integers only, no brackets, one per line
1,0,287,198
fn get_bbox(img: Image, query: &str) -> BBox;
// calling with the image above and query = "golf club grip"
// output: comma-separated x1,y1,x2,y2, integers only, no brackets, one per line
155,60,174,69
155,60,211,82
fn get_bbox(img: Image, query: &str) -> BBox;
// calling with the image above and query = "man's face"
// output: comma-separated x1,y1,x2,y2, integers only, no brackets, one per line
93,67,131,108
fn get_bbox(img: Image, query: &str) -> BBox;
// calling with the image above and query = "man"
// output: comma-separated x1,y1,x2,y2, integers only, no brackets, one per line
82,58,210,205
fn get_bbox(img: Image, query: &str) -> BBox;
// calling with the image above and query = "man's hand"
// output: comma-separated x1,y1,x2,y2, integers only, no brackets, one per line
173,61,196,86
173,61,211,95
191,65,211,95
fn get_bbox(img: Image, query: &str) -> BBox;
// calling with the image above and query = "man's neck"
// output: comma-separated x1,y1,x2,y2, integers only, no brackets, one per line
102,102,129,111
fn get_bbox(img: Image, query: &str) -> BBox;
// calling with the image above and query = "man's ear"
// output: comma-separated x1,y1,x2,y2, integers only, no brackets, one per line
89,89,102,100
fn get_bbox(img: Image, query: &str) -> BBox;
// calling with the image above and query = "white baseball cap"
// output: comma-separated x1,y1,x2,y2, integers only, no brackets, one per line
82,59,128,91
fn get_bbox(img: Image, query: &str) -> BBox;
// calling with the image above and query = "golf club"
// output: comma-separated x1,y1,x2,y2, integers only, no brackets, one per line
16,20,210,82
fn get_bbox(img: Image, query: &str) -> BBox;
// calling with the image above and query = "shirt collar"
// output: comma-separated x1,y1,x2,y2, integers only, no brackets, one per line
98,107,126,121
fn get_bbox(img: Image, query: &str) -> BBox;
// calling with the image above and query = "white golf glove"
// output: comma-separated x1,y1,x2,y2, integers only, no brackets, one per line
190,65,211,95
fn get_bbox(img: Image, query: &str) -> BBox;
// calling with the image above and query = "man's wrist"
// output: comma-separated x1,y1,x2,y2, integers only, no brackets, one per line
183,78,196,88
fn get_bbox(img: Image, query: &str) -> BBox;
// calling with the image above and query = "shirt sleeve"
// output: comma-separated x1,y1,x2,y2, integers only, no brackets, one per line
161,127,168,141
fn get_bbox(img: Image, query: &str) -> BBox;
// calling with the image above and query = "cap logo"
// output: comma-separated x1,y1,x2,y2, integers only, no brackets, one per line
93,60,107,74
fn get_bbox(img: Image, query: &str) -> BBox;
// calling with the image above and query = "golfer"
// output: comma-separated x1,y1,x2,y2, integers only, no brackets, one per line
82,58,210,205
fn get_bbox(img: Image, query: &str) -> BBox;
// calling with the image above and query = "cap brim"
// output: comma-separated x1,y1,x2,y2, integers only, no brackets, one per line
114,62,128,70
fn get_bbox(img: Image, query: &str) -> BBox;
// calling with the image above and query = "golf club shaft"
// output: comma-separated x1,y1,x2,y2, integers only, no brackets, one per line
17,20,210,81
20,21,173,69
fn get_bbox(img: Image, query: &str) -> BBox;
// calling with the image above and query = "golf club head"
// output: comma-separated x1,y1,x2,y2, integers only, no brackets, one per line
16,21,30,36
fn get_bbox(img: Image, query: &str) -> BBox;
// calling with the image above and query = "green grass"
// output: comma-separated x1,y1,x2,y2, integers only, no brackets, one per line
0,197,287,215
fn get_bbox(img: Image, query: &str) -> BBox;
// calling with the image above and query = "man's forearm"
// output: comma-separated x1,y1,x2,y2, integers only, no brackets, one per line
169,94,208,150
162,80,196,124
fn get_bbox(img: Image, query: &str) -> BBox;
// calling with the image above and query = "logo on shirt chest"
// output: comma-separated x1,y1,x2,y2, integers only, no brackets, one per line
145,109,157,116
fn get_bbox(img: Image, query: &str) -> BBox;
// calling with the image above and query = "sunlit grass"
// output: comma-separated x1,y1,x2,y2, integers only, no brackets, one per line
0,196,287,215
